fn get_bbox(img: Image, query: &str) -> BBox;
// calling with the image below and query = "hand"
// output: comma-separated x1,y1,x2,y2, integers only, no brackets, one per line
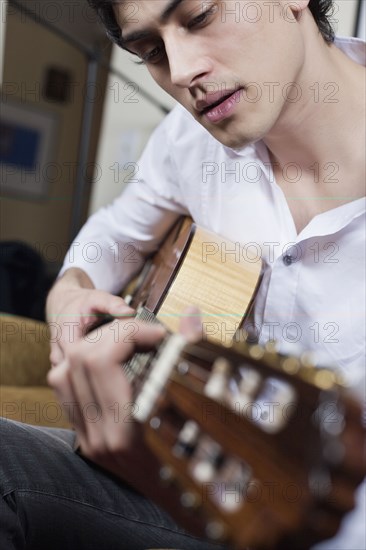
47,317,167,456
47,307,202,473
47,308,223,541
46,268,134,367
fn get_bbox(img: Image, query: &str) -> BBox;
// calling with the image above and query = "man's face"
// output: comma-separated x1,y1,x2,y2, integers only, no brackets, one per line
115,0,308,149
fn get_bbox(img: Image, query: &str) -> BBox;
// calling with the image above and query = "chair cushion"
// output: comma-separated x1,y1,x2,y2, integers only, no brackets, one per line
0,385,71,428
0,314,51,386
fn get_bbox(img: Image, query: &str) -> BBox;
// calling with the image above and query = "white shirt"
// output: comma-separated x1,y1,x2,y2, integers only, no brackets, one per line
61,36,365,548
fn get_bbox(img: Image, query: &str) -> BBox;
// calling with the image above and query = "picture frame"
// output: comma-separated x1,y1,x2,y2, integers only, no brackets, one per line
0,97,58,199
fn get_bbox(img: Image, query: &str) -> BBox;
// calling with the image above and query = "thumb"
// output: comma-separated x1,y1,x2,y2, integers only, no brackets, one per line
92,293,135,317
179,306,203,343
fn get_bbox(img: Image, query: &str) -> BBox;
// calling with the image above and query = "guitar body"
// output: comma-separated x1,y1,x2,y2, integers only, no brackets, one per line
128,217,262,344
120,218,365,549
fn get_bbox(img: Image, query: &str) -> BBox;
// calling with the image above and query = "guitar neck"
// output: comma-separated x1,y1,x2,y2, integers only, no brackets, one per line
133,335,365,550
121,306,168,389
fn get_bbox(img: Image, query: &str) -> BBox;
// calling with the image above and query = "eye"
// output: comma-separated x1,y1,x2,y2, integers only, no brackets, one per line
130,40,166,66
187,4,218,30
141,44,166,64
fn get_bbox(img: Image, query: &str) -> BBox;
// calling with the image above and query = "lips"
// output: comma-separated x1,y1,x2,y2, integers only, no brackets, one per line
195,89,241,113
194,89,243,124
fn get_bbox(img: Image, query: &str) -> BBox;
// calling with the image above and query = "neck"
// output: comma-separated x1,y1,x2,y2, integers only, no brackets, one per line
264,34,365,191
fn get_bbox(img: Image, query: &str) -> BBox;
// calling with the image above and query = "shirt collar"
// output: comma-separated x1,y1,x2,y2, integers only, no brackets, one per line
333,35,366,66
298,197,366,241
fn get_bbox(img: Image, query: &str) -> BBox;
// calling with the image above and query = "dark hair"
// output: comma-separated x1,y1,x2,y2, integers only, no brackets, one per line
87,0,335,47
87,1,122,45
308,0,335,42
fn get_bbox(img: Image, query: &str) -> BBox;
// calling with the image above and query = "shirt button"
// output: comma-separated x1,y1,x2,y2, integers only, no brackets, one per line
283,254,293,266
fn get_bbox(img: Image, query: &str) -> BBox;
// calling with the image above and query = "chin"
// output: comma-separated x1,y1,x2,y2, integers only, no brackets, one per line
210,110,279,150
211,126,264,150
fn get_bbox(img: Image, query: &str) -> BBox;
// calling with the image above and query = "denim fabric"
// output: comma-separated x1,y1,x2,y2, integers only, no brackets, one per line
0,418,227,550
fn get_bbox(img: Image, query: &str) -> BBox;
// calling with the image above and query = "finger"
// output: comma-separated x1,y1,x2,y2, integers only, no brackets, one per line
81,358,134,453
67,354,106,453
84,321,167,452
80,294,135,335
49,341,64,368
88,292,135,319
105,319,167,358
179,306,203,343
47,361,87,439
61,320,166,454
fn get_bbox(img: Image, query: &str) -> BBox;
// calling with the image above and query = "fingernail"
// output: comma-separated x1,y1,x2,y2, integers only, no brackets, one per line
185,306,202,329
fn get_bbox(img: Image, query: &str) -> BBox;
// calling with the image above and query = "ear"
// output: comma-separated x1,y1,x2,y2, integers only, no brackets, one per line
286,0,310,14
280,0,310,21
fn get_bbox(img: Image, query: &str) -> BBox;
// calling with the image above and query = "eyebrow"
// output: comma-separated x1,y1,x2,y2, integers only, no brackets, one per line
161,0,185,21
121,0,185,45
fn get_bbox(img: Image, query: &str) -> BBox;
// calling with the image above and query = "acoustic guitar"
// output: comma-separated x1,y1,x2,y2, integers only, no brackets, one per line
119,218,366,549
125,216,262,344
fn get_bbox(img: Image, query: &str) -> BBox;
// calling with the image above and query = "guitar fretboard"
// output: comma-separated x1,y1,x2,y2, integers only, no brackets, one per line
122,306,162,384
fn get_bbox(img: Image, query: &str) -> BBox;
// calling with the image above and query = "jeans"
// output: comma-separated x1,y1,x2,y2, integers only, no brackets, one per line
0,418,227,550
2,417,365,550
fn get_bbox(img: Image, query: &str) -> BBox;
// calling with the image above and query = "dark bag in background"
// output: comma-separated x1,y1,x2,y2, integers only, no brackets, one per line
0,241,52,321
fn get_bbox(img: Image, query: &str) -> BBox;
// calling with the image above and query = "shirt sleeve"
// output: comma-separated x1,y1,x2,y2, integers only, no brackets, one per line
59,107,189,294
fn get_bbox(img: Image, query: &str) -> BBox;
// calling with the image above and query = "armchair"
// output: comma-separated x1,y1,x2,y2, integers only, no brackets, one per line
0,314,70,428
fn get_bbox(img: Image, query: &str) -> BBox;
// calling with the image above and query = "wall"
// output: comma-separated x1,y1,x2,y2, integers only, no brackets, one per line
334,0,359,35
88,47,176,214
0,4,109,273
0,0,6,86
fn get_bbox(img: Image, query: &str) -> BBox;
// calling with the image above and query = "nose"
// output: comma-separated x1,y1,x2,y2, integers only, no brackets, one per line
164,33,212,88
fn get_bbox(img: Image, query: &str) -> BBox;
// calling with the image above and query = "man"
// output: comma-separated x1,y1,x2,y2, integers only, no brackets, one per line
1,1,365,548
